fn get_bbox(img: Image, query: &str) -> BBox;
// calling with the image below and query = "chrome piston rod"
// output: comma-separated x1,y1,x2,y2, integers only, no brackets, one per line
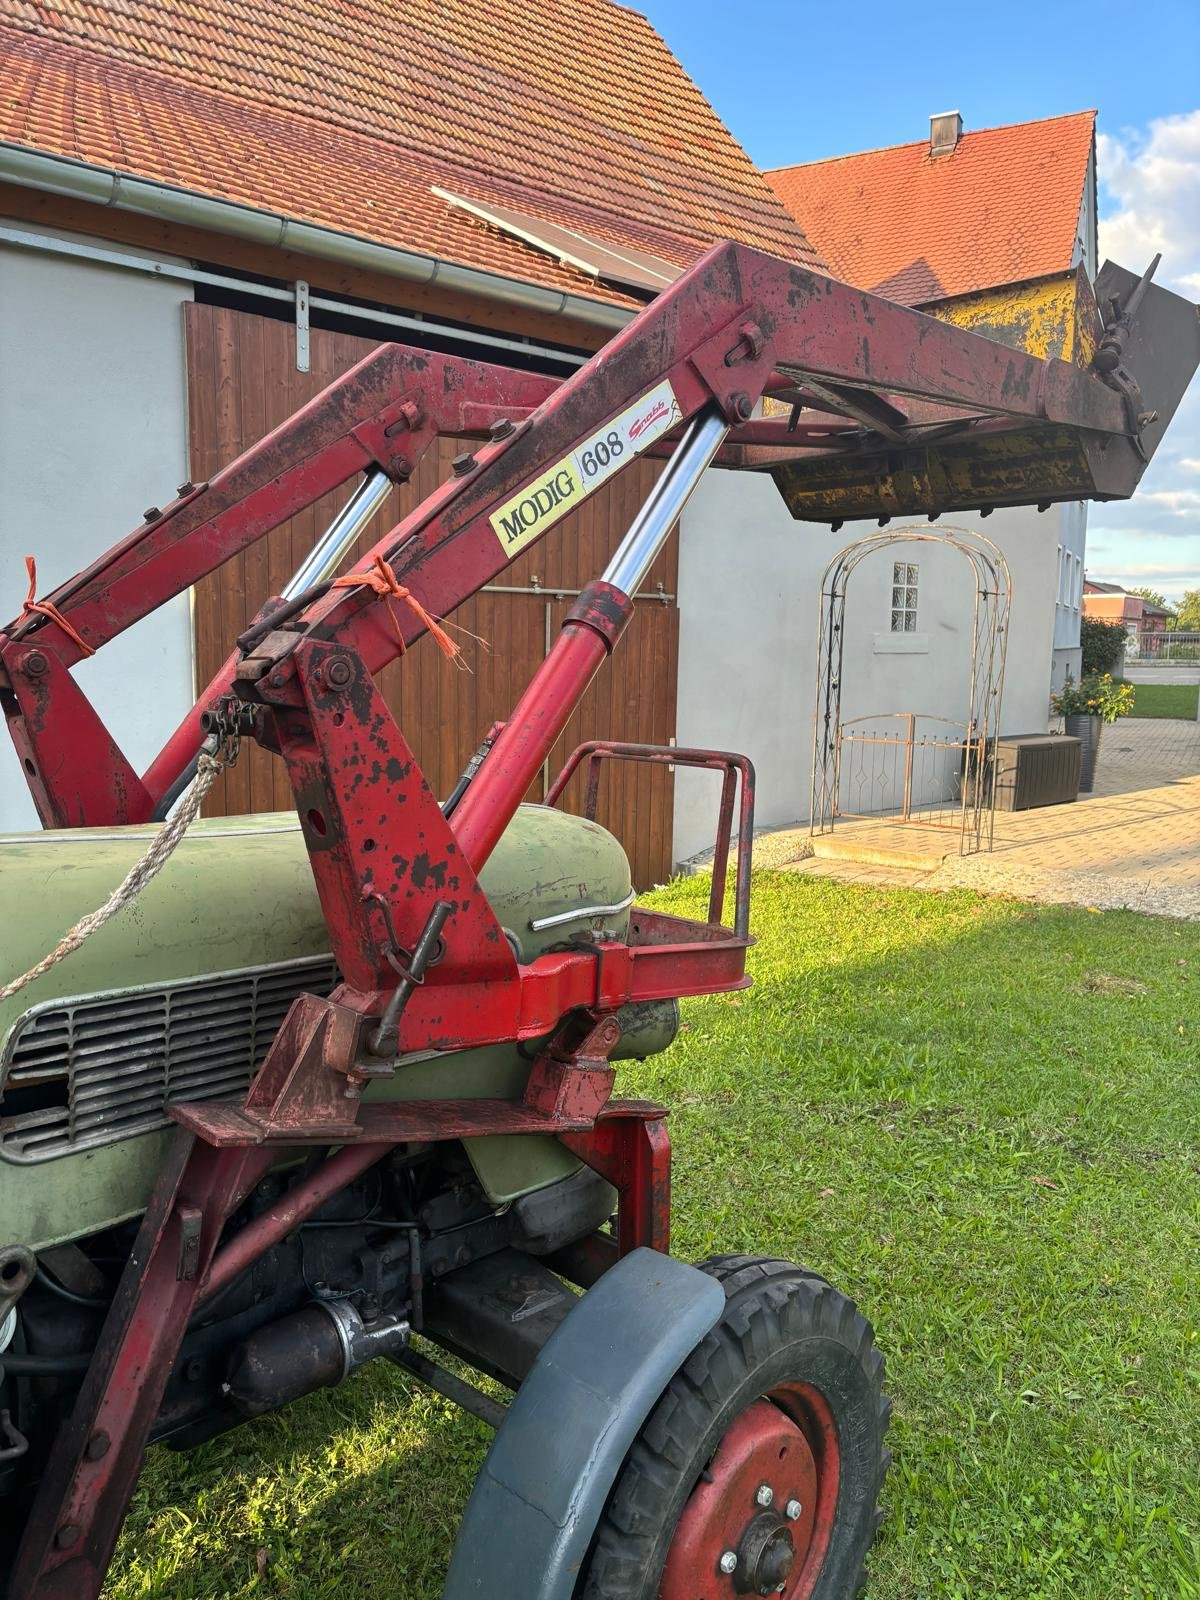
151,469,393,821
282,467,393,599
602,406,729,597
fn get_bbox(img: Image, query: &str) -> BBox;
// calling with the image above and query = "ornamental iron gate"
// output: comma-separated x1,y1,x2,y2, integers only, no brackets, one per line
811,527,1010,855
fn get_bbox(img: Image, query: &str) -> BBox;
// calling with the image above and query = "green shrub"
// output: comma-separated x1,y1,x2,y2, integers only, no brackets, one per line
1080,615,1127,674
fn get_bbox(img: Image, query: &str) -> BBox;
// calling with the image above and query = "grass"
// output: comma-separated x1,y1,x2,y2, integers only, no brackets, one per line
1118,680,1199,719
103,874,1200,1600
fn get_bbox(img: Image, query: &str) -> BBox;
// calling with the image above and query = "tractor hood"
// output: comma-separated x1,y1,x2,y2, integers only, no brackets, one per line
0,804,656,1246
0,803,632,1023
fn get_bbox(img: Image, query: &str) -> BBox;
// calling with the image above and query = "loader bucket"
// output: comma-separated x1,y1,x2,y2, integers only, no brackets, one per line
770,260,1200,523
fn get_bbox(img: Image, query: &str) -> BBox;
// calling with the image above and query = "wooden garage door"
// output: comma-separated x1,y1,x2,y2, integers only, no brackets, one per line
185,304,679,888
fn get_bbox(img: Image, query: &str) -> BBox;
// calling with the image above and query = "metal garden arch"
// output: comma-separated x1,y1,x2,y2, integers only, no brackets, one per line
810,525,1011,854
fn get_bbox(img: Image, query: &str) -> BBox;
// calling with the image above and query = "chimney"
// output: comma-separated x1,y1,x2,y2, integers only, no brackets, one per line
930,110,963,157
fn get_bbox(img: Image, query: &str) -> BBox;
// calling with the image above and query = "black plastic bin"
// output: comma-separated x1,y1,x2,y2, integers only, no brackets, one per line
990,734,1081,810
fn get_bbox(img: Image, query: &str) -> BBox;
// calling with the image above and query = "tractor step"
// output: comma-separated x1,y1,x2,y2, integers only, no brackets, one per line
169,1095,668,1148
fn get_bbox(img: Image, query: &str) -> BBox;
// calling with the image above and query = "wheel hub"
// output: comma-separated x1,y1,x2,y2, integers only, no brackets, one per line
733,1510,795,1594
659,1386,838,1600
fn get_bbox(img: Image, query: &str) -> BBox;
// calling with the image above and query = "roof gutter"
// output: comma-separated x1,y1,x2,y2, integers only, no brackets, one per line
0,142,635,335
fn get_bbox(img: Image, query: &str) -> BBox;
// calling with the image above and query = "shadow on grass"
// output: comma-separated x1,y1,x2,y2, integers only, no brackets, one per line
103,873,1200,1599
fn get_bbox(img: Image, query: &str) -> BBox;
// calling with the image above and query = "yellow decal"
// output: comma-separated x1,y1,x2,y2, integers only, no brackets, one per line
491,379,681,557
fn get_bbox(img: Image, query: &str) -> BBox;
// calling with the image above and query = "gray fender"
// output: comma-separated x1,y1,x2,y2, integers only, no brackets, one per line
442,1247,724,1599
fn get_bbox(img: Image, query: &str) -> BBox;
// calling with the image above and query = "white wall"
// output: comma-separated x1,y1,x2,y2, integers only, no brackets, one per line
0,224,194,831
1051,500,1086,689
673,469,1072,864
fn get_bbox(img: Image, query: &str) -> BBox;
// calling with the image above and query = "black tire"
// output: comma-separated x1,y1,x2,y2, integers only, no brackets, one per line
578,1255,890,1599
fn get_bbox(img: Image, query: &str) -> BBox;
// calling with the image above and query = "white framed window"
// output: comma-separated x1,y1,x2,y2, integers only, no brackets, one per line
891,561,918,632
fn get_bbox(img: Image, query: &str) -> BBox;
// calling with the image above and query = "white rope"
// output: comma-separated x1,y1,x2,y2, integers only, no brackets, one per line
0,750,225,1004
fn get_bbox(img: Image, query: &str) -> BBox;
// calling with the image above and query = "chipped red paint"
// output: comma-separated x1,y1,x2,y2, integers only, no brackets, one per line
546,741,755,937
562,1109,672,1256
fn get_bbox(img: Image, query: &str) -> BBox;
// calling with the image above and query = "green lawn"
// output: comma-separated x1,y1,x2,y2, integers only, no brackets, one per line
1119,680,1199,719
104,874,1200,1600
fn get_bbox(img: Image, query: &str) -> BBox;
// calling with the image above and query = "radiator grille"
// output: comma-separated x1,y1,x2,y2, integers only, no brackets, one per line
0,956,339,1164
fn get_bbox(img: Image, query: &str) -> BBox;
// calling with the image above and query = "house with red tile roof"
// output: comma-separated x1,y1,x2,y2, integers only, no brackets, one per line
0,0,817,861
765,109,1095,309
0,0,817,320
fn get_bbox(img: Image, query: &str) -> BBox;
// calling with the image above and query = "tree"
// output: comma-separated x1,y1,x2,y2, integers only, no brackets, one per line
1171,589,1200,633
1128,586,1169,609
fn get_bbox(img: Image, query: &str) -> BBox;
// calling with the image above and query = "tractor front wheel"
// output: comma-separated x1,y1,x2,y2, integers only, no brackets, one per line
578,1256,890,1599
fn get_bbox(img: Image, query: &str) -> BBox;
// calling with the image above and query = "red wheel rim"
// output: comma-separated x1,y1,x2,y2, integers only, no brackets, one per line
659,1382,840,1600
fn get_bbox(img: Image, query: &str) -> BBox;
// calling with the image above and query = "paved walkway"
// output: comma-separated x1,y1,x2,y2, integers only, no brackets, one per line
749,719,1200,919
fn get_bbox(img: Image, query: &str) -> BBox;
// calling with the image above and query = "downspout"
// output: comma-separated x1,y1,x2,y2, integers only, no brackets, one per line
0,143,635,335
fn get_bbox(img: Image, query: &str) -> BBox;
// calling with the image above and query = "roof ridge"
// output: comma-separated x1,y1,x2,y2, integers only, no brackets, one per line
0,22,748,259
764,107,1097,175
765,105,1095,304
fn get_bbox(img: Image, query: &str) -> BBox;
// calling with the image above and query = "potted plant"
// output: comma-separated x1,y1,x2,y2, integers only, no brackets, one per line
1051,673,1135,792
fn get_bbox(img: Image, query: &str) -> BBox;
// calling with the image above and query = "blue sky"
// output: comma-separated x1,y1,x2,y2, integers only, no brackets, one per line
642,0,1200,601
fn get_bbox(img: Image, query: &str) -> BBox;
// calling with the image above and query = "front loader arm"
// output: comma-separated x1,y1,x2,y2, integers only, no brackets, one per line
231,239,1165,688
3,240,1194,832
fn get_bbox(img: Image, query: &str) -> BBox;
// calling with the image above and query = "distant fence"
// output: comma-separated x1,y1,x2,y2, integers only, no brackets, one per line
1129,630,1200,663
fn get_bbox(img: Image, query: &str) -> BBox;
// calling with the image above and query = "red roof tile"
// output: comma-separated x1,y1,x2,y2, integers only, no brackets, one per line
0,0,821,305
766,112,1095,304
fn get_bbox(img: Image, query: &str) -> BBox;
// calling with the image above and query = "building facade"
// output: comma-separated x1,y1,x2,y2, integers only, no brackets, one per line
1083,581,1173,651
0,0,815,885
672,111,1100,863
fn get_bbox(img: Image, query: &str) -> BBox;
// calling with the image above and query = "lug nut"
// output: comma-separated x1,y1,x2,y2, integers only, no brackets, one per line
451,451,477,476
324,656,353,689
489,417,515,441
718,1550,738,1574
785,1498,802,1521
143,506,162,523
755,1482,773,1507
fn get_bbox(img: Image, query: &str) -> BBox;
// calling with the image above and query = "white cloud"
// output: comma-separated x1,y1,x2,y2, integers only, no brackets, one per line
1089,111,1200,601
1097,111,1200,294
1139,488,1200,513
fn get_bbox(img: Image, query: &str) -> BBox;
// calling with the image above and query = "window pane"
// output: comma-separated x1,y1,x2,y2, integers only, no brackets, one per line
891,609,903,631
905,587,918,607
904,613,917,632
906,563,919,583
892,586,904,606
893,562,905,583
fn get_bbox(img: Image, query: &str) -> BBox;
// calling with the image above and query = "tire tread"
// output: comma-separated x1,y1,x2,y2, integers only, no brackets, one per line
579,1256,890,1598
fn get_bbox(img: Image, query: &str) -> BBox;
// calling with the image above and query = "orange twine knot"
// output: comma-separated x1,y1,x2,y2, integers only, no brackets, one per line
331,554,460,663
20,556,95,657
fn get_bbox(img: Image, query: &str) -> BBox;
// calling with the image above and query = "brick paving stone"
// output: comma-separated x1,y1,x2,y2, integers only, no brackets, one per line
759,720,1199,919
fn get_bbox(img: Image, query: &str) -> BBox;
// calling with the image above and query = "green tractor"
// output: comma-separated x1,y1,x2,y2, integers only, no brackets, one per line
1,241,1194,1599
